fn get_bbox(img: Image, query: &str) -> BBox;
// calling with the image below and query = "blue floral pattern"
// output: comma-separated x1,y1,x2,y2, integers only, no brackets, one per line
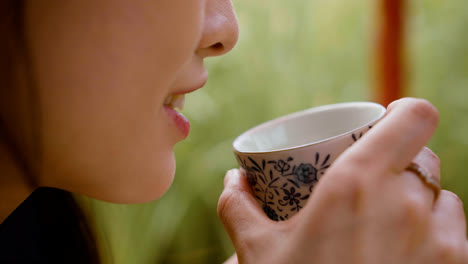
295,163,317,184
262,205,279,221
236,125,375,221
236,152,331,221
351,126,373,143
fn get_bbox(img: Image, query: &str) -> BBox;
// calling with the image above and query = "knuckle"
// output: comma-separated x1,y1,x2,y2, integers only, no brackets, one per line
217,187,255,225
399,195,428,225
325,163,367,212
346,176,367,202
445,190,464,205
217,190,237,222
346,153,373,169
406,98,439,126
422,147,441,167
442,190,465,211
432,241,464,263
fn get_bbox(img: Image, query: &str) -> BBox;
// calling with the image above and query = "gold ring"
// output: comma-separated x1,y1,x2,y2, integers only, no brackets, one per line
405,162,441,200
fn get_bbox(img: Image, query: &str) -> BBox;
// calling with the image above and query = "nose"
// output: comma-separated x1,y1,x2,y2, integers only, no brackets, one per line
196,0,239,58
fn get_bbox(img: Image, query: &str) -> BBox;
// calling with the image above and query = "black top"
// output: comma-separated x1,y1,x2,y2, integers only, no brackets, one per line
0,188,98,263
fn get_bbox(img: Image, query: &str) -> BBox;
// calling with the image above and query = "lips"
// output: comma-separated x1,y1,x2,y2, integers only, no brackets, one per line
163,104,190,139
163,78,207,139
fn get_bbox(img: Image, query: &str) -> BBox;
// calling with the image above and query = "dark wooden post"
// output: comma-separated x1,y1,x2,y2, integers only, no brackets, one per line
375,0,406,106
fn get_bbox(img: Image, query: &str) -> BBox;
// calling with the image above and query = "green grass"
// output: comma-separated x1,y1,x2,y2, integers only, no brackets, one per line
79,1,468,263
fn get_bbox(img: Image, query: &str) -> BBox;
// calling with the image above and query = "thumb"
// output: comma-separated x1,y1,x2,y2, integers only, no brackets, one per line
218,169,271,242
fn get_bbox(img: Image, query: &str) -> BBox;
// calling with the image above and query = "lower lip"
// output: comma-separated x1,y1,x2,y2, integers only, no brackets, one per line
163,105,190,139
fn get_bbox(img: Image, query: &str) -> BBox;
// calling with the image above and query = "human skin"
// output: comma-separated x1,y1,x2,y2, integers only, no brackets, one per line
1,1,466,264
219,98,468,264
0,0,239,209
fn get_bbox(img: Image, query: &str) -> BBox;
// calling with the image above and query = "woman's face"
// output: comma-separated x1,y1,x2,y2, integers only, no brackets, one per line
23,0,238,203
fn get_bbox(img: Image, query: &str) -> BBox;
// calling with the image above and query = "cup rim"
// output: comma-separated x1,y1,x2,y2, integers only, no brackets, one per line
232,101,386,155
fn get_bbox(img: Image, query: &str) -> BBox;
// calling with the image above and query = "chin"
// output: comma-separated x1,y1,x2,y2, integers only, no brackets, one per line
141,168,176,203
120,155,177,204
68,154,177,204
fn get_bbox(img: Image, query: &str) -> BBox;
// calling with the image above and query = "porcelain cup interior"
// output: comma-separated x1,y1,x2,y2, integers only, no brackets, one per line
233,102,386,153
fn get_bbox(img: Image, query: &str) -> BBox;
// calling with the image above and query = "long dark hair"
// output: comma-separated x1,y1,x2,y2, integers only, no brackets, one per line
1,1,100,263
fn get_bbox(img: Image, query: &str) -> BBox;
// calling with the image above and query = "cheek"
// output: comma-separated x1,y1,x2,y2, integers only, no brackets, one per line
26,0,204,202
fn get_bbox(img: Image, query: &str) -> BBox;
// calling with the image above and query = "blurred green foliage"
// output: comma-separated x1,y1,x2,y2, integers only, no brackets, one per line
80,0,468,263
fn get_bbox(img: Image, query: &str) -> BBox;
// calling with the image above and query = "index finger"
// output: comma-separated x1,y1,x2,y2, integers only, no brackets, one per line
333,97,439,179
296,98,439,233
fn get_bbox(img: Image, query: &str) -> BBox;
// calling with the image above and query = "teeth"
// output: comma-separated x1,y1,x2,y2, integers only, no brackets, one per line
172,94,185,110
164,94,185,111
164,95,173,105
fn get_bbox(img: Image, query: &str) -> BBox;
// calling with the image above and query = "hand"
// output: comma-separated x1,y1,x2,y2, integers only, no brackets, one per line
218,98,468,264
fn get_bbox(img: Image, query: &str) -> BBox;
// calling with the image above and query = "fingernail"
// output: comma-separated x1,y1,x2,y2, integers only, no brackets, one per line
224,169,239,187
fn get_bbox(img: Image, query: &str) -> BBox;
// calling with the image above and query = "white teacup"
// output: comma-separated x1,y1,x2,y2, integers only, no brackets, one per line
233,102,386,221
